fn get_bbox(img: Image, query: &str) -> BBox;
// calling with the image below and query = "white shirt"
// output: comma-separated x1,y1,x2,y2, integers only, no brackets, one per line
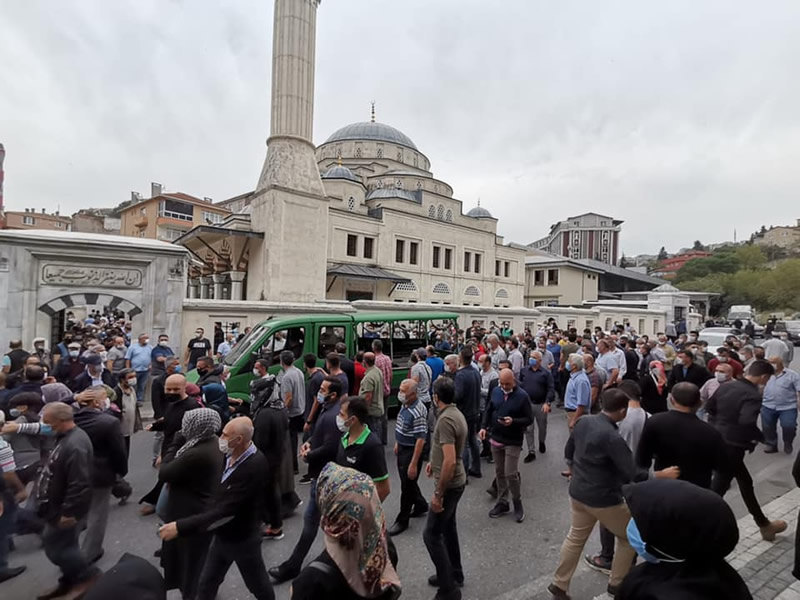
612,348,627,377
596,352,619,378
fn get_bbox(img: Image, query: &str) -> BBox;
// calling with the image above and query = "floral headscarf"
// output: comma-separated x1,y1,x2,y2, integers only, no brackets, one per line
649,360,668,394
176,408,221,457
316,463,401,598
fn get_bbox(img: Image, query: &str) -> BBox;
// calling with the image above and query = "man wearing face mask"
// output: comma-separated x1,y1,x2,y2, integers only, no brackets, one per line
149,358,181,465
269,377,343,582
707,359,788,541
125,333,152,405
54,341,85,391
761,357,800,455
519,350,554,463
73,386,128,564
699,363,734,409
31,338,52,372
667,350,710,391
184,327,212,372
159,417,275,600
105,336,129,379
150,334,175,375
707,347,743,380
74,354,115,394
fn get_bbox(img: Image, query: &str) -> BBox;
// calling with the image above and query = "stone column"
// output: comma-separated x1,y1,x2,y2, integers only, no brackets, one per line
187,279,199,299
200,276,213,299
212,274,227,300
227,271,246,301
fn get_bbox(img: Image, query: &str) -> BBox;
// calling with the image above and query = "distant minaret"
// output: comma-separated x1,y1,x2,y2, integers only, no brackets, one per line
249,0,329,302
0,143,5,212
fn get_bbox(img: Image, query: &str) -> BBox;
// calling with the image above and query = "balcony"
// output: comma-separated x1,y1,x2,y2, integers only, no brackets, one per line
134,215,148,228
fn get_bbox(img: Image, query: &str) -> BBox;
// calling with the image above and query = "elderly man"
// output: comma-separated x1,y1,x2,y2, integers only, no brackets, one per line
125,333,152,404
389,378,429,536
519,350,554,462
481,369,532,523
741,345,756,372
487,334,507,370
595,340,620,389
699,362,734,419
707,347,744,380
583,354,604,414
565,354,592,431
762,357,800,454
443,354,459,381
160,417,274,600
216,333,235,360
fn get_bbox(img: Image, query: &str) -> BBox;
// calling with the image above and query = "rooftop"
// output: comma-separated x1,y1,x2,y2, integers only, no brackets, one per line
0,229,187,253
324,121,419,151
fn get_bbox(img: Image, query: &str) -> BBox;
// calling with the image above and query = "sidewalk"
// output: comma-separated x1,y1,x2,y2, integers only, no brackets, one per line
731,487,799,600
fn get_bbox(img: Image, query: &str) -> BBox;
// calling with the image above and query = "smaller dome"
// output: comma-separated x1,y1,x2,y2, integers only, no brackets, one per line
322,165,359,182
467,205,493,218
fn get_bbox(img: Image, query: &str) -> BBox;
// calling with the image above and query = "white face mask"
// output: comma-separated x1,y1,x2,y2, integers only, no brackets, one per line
142,339,150,345
336,415,349,433
102,398,111,411
397,391,407,404
116,344,125,350
159,341,169,347
69,350,79,358
252,368,260,377
128,377,138,387
218,438,233,455
714,372,730,383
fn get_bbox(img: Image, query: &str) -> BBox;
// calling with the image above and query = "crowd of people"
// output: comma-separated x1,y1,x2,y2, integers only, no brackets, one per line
0,311,799,599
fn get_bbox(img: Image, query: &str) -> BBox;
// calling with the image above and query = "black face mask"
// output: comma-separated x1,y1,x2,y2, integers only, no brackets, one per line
196,368,208,376
164,393,182,403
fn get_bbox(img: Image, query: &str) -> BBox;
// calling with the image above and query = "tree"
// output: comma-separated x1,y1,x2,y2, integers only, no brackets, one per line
733,245,766,271
657,246,668,261
692,240,706,251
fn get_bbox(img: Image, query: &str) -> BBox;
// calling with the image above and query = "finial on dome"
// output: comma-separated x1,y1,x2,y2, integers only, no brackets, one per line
338,155,343,166
477,198,481,207
370,101,376,123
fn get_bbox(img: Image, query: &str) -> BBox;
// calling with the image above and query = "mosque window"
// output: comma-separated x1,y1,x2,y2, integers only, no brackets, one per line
416,181,422,190
363,237,374,259
437,205,445,220
464,285,480,297
347,197,356,212
409,242,419,265
445,209,453,222
428,205,436,218
495,288,509,299
413,154,418,167
433,282,450,295
395,281,418,292
346,234,357,257
356,146,362,158
397,149,403,162
377,146,383,158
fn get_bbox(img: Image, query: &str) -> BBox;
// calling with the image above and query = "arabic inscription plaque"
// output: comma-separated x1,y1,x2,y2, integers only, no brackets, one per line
41,264,143,289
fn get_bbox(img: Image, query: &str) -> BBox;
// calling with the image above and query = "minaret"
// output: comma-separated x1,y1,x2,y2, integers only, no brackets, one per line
249,0,329,302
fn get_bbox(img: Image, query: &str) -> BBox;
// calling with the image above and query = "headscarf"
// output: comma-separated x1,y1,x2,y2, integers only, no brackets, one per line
618,479,751,600
316,463,401,598
176,408,221,458
648,360,667,394
41,382,73,405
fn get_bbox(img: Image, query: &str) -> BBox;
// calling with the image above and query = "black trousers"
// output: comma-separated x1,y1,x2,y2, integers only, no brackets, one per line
396,444,427,524
711,445,769,527
288,415,305,473
262,466,283,530
423,485,465,593
197,534,274,600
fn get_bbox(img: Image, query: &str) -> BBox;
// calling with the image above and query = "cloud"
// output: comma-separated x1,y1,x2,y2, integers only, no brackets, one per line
1,0,799,253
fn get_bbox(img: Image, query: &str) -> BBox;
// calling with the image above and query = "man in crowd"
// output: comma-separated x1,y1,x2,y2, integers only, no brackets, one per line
708,359,788,541
2,340,29,376
149,358,180,465
454,348,482,479
426,345,446,386
278,350,305,475
668,349,710,390
699,362,734,407
335,342,356,396
105,336,128,379
373,339,393,399
389,378,429,536
762,332,791,363
125,333,152,404
424,377,467,600
31,338,52,372
707,347,744,380
73,386,128,564
595,340,620,389
519,350,554,463
301,353,326,448
150,333,175,375
761,357,800,454
216,332,235,361
325,352,349,394
74,354,115,393
54,341,85,391
184,327,212,371
564,354,592,431
548,389,637,599
507,338,524,378
583,354,604,413
481,369,532,523
359,352,385,443
0,410,26,583
159,417,274,600
487,334,507,370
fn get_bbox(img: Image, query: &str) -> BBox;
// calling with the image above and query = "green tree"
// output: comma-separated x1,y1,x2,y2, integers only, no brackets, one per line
692,240,706,251
733,245,766,271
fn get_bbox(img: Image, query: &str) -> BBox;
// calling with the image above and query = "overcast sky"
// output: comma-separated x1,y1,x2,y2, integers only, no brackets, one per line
2,0,799,255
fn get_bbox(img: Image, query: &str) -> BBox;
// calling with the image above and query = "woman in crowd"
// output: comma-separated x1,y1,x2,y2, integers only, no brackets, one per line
290,463,401,600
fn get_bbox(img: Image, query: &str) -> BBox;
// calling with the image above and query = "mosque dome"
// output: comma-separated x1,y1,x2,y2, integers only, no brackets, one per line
325,122,418,151
322,164,359,182
466,205,493,218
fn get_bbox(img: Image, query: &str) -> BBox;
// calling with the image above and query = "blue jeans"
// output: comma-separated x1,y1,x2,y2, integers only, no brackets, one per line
0,492,17,570
42,523,96,585
282,478,320,572
135,370,149,405
761,406,797,449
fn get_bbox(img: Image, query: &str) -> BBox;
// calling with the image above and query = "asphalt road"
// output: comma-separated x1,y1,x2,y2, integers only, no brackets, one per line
5,358,800,600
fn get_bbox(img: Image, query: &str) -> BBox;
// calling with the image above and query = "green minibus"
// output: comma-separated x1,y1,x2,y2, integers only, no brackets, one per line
188,311,459,408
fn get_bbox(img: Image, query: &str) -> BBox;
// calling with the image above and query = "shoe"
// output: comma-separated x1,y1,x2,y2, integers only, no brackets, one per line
764,446,779,454
262,527,284,540
607,583,620,598
523,452,536,463
760,519,788,541
546,583,571,599
786,443,794,454
388,522,408,537
38,583,71,600
153,548,162,558
489,501,510,518
118,494,130,506
467,470,482,479
88,549,104,564
539,441,546,454
298,473,313,485
583,554,612,575
268,563,300,584
486,455,494,464
0,566,26,583
513,499,525,523
139,504,155,516
434,589,463,600
411,505,429,518
428,574,464,587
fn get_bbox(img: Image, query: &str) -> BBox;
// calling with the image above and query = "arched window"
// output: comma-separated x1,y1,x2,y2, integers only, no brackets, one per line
445,209,453,222
495,288,509,299
347,197,356,212
395,281,418,292
437,204,445,220
433,282,450,295
428,205,436,218
464,285,480,297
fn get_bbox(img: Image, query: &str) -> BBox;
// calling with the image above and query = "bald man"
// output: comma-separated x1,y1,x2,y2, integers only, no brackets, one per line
160,416,274,600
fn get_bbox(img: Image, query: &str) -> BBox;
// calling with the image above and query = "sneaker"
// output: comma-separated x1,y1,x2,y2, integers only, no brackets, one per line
546,583,571,599
764,446,779,454
760,519,788,541
583,554,612,575
489,501,510,518
262,527,284,540
523,452,536,463
513,499,525,523
786,443,794,455
428,574,464,588
298,473,313,485
539,441,546,454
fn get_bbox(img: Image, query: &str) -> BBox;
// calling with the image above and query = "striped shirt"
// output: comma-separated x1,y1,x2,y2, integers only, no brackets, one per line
0,439,16,473
395,399,428,447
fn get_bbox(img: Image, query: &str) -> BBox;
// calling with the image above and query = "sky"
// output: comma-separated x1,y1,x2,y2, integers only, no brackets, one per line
1,0,800,255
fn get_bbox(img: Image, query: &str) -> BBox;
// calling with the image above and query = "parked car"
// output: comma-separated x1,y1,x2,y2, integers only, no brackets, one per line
774,321,800,346
698,327,740,354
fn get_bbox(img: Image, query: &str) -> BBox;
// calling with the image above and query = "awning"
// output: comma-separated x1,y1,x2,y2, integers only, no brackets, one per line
327,263,411,283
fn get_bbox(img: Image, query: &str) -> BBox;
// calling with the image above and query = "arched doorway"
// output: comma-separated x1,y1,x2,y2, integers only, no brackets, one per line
38,293,143,348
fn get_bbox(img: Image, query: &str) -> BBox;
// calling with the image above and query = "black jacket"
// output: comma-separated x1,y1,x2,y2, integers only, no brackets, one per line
177,447,268,542
37,426,94,522
622,349,639,381
667,362,710,390
54,358,85,391
305,400,342,479
340,357,356,396
151,395,202,457
706,379,764,450
73,369,117,394
74,407,128,487
454,367,481,418
150,372,167,419
253,404,288,472
482,385,533,446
